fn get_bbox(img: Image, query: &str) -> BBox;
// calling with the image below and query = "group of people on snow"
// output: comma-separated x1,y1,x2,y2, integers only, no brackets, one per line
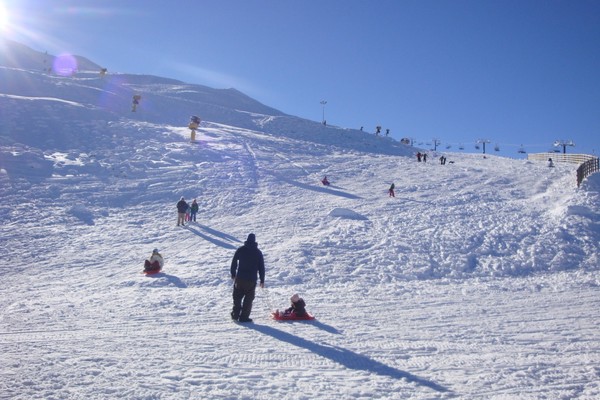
176,197,199,226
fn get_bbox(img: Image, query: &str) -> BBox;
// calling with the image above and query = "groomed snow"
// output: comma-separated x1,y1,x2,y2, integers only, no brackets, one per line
1,48,599,399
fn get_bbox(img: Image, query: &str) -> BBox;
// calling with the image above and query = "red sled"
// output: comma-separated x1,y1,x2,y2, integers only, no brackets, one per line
143,269,162,275
272,311,315,321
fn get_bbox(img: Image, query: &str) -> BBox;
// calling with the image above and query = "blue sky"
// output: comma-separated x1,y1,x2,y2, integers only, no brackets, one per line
2,0,600,157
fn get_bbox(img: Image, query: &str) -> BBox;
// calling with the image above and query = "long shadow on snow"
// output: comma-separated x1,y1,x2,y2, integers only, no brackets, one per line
274,319,342,335
246,323,451,394
145,273,187,288
184,224,238,249
263,170,363,200
196,223,242,244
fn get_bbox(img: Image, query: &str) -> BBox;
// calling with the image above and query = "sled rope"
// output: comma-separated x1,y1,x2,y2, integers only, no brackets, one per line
262,286,276,313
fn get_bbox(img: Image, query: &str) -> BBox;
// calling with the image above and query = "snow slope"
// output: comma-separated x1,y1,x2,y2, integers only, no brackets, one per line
1,43,599,399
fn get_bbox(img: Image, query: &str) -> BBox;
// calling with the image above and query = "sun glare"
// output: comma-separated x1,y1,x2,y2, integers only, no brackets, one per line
0,2,9,32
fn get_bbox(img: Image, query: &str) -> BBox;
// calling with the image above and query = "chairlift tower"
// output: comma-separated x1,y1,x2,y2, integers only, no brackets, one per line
477,139,491,154
432,138,441,151
320,100,327,125
553,139,575,154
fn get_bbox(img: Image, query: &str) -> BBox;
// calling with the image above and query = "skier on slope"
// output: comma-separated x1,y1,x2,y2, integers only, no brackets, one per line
230,233,265,323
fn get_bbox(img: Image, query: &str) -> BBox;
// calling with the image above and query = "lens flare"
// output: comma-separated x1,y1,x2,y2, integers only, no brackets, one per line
0,2,9,32
53,53,78,76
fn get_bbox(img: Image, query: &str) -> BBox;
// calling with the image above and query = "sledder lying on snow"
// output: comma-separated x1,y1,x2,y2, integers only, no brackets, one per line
144,249,164,274
273,293,315,320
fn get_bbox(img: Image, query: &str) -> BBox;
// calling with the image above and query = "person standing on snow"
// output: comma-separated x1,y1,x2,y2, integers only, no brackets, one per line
176,197,188,226
185,204,191,222
190,199,199,222
230,233,265,323
388,183,395,197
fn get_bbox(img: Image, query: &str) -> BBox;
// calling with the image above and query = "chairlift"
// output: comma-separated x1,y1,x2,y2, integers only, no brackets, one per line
458,144,464,150
445,144,451,149
494,144,500,152
518,145,526,154
475,144,480,150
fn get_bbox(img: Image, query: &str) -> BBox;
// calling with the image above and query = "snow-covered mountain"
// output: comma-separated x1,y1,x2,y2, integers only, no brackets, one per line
1,40,599,399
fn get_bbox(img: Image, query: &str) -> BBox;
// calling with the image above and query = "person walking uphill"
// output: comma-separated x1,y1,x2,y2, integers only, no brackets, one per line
230,233,265,322
176,197,188,226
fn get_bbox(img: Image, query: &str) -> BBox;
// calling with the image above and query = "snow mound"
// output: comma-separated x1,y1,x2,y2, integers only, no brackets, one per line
328,207,368,220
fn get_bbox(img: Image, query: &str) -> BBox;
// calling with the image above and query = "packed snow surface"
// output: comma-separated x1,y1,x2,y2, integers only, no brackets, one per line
1,46,599,399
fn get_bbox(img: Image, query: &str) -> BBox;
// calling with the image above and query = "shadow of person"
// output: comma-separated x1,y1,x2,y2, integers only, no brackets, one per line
244,323,451,394
145,272,187,288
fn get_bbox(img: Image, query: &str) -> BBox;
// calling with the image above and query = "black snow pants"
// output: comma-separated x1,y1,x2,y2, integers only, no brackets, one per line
232,278,256,320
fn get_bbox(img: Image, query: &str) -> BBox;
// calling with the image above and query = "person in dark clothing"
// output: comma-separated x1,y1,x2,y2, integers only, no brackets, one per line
230,233,265,322
176,197,188,226
190,199,199,222
284,293,306,317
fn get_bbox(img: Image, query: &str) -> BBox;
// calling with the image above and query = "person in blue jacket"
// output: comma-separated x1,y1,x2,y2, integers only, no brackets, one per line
230,233,265,322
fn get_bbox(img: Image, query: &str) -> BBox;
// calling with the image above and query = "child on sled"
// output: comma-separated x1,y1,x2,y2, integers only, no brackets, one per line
144,249,164,272
277,293,306,318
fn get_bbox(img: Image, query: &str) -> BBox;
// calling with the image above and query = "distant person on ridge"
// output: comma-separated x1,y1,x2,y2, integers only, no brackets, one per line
388,183,395,197
321,176,330,186
548,158,554,168
131,95,141,112
176,197,188,226
417,152,422,162
230,233,265,323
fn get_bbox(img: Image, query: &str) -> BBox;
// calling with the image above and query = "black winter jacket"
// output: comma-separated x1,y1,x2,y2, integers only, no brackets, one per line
231,241,265,284
176,200,188,213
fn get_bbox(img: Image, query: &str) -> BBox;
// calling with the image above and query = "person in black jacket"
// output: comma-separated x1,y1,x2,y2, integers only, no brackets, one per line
230,233,265,322
176,197,188,226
